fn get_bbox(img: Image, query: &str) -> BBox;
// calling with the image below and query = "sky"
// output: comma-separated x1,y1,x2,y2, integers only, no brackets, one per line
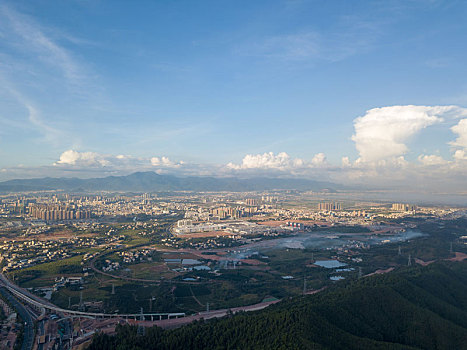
0,0,467,192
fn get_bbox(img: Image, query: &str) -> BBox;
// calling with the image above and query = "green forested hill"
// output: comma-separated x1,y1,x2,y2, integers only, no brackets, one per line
88,262,467,350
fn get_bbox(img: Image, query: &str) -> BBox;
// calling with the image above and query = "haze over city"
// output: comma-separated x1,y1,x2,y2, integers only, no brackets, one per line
0,1,466,194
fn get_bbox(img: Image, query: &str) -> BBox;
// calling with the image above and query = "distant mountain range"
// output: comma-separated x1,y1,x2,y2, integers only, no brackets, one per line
0,171,341,193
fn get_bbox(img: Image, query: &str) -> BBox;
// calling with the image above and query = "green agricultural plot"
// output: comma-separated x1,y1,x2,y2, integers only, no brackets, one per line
123,262,178,280
11,255,86,288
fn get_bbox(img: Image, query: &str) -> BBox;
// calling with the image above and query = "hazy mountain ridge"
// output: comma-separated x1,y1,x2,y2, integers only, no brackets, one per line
0,171,341,192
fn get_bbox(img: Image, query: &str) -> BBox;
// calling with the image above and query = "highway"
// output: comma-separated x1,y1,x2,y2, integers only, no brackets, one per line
0,286,35,350
0,273,185,320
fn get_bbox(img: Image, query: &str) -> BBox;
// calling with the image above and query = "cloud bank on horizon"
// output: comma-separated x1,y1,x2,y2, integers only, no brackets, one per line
2,105,466,192
223,105,467,190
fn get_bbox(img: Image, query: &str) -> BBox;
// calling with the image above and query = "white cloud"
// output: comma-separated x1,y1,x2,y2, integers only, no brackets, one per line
352,105,467,162
55,150,111,167
150,156,183,168
226,152,311,171
341,156,351,167
54,150,184,170
1,145,466,194
227,152,292,170
417,154,447,166
450,118,467,149
453,149,467,161
226,152,329,171
311,152,327,166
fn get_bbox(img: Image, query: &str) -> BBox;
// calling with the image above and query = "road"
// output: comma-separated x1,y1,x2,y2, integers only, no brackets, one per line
0,286,35,350
1,272,184,320
128,298,281,329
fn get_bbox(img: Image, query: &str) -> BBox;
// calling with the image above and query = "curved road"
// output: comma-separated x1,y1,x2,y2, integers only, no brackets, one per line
1,273,185,320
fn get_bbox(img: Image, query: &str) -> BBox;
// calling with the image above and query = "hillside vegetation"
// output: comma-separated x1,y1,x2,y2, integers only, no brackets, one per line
88,261,467,350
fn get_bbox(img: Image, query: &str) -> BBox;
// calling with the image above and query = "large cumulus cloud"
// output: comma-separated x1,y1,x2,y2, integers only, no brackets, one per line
352,105,467,162
451,119,467,160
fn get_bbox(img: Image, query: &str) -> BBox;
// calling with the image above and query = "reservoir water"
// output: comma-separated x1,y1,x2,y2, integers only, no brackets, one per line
314,260,347,268
223,229,425,261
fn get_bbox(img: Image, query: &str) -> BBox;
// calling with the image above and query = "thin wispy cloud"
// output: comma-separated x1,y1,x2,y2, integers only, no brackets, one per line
0,5,84,86
0,4,102,151
236,13,382,64
237,30,370,63
0,80,68,146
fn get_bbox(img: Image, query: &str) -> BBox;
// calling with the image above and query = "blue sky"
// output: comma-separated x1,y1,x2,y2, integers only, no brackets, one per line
1,0,467,190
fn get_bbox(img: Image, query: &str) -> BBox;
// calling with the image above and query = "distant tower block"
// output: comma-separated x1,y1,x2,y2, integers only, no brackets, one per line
303,276,307,295
358,267,363,279
408,254,412,267
68,297,71,309
398,246,401,256
206,302,210,312
111,284,115,295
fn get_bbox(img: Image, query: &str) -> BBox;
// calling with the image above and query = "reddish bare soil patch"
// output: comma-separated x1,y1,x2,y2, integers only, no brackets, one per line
447,252,467,262
365,267,394,277
162,252,199,259
415,258,436,266
238,259,265,265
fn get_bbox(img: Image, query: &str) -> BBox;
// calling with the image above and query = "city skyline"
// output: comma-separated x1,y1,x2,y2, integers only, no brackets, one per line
1,1,467,192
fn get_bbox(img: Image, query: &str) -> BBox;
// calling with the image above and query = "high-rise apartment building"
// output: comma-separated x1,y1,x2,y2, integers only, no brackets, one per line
391,203,417,211
317,202,342,211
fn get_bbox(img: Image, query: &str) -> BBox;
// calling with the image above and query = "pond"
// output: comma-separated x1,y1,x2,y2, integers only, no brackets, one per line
182,259,202,265
330,276,345,281
314,260,347,268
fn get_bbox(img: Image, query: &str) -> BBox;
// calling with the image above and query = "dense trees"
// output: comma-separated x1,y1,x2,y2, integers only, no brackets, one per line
88,262,467,350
